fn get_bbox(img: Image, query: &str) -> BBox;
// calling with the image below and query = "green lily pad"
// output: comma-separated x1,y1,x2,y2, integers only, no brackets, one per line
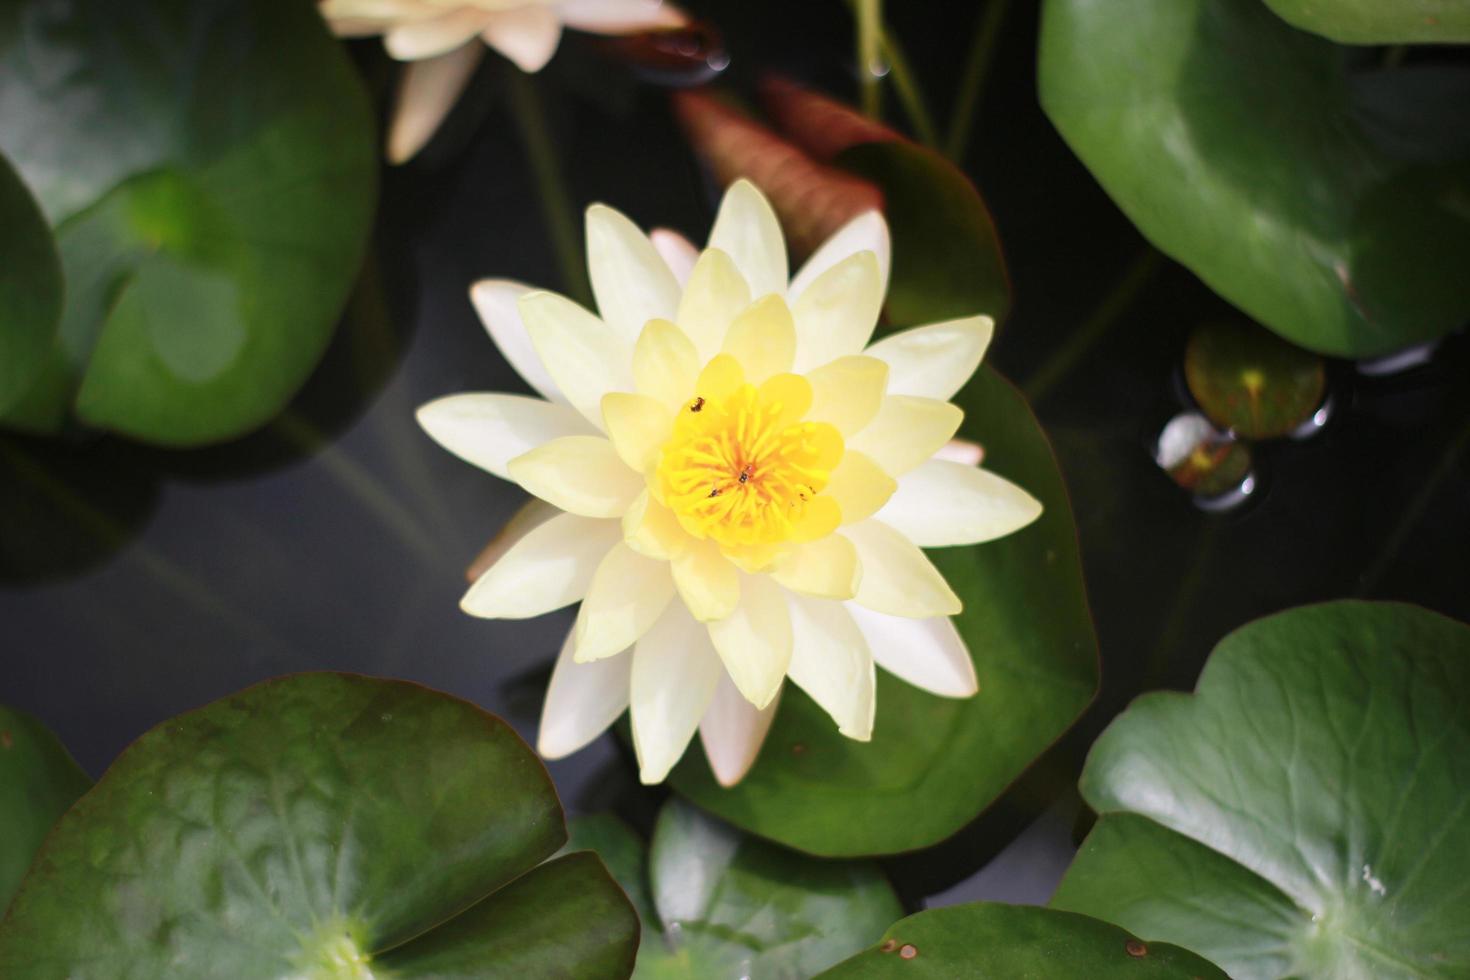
1261,0,1470,44
836,141,1011,325
1184,321,1326,439
569,799,901,978
669,365,1098,857
0,153,62,418
0,707,90,912
0,673,640,978
1038,0,1470,357
0,0,376,446
1051,601,1470,978
812,903,1229,978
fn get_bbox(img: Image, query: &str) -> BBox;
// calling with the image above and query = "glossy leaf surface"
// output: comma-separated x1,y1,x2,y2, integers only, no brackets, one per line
0,707,89,912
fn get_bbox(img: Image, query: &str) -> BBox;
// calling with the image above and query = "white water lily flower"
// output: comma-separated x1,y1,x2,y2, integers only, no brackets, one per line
418,180,1043,786
321,0,684,162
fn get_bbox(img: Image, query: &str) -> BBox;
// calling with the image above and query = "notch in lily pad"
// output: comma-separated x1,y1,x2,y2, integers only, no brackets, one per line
0,673,639,978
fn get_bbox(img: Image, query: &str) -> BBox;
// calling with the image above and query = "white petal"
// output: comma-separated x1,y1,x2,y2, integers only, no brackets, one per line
877,460,1042,547
706,573,792,710
786,595,875,739
557,0,686,34
521,290,634,430
461,513,621,619
788,210,891,307
650,228,699,285
417,393,593,480
847,395,963,477
538,628,631,759
574,544,676,662
707,179,788,300
506,435,644,518
844,519,961,618
631,603,722,783
387,43,485,163
671,540,740,621
933,438,984,466
470,279,565,403
384,8,493,60
848,603,977,697
586,204,682,343
790,250,883,373
481,6,563,72
699,672,779,787
862,316,994,401
467,496,560,582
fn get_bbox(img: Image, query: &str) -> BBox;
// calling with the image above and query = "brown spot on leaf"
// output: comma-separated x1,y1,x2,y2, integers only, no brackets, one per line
879,940,898,953
900,944,918,959
1126,940,1148,958
1,730,11,749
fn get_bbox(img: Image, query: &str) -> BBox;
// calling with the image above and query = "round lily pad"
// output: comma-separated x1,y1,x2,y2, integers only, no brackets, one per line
669,366,1098,857
569,799,901,979
1184,321,1326,439
813,903,1228,978
1261,0,1470,44
1038,0,1470,357
0,706,89,912
0,673,639,978
1052,601,1470,978
0,153,61,419
0,0,376,446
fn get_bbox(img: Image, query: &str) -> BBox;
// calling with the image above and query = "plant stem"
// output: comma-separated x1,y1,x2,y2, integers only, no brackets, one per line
946,0,1011,163
855,0,883,118
1023,249,1161,406
505,70,591,306
879,29,940,149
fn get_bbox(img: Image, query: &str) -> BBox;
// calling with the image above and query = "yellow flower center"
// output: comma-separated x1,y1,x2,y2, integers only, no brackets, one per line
656,358,843,550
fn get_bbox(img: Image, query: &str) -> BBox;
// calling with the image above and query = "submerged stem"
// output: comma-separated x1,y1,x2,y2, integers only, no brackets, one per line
879,29,939,149
946,0,1011,162
506,70,591,306
855,0,883,118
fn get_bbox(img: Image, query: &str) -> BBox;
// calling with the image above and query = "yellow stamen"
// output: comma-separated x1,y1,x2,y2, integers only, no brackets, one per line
657,358,844,549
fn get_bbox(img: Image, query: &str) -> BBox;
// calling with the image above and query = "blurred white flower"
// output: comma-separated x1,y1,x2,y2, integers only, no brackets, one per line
418,180,1042,785
321,0,685,161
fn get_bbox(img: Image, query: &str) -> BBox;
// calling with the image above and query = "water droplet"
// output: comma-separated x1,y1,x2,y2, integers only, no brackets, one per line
597,20,729,87
1356,339,1440,377
867,57,891,78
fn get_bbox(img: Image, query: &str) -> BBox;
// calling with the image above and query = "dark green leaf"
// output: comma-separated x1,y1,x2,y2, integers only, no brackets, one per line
1184,321,1325,439
573,800,901,979
1262,0,1470,44
1038,0,1470,357
0,707,89,912
813,903,1229,978
0,151,62,418
670,367,1098,856
1052,601,1470,978
837,141,1010,324
0,0,376,445
0,673,639,978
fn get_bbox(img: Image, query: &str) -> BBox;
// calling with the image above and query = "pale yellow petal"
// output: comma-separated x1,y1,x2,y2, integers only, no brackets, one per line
706,179,787,299
803,355,888,435
521,290,634,429
790,250,883,373
788,210,891,309
706,573,792,709
824,450,898,525
787,595,875,740
601,392,672,474
461,513,622,619
788,494,842,543
671,539,740,621
877,460,1042,547
721,294,795,383
631,603,722,784
586,203,682,342
650,228,698,285
538,628,630,759
769,533,860,600
847,395,964,477
469,279,564,403
849,603,977,697
675,248,750,363
416,393,594,481
574,544,676,662
633,318,701,410
844,519,961,618
383,8,491,60
507,435,644,518
699,673,779,787
480,6,562,72
694,353,746,402
862,316,994,401
623,490,693,560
